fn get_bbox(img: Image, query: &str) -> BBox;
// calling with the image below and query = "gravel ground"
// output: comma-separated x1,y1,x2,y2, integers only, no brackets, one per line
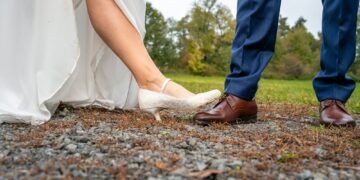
0,103,360,180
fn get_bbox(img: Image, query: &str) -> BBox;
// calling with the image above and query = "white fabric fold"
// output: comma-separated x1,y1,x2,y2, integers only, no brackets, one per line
0,0,146,125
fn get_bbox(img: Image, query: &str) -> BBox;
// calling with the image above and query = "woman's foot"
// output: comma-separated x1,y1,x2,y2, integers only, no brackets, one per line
163,81,194,99
138,78,221,121
140,77,194,99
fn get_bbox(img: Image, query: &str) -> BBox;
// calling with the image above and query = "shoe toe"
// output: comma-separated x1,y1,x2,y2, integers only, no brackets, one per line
193,112,210,121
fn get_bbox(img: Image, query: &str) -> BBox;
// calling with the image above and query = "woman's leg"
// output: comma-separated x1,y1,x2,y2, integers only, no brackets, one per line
86,0,194,98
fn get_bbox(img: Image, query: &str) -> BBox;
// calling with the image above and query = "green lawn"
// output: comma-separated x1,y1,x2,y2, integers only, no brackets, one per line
167,74,360,113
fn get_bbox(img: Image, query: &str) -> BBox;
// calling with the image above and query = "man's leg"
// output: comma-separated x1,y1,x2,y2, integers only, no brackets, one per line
313,0,359,127
225,0,282,100
194,0,281,125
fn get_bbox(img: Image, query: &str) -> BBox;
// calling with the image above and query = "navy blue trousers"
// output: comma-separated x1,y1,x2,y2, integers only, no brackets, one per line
225,0,358,102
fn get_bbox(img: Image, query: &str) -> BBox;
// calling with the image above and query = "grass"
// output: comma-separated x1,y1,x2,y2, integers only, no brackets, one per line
166,73,360,113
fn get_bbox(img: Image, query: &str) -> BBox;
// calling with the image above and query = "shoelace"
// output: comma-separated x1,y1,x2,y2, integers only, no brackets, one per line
321,100,349,114
213,94,228,108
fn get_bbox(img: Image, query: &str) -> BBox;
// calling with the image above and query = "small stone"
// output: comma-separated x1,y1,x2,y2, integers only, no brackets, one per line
103,127,112,133
64,138,72,144
66,144,77,153
167,175,183,180
188,138,197,147
4,134,13,141
74,153,81,158
126,144,133,149
227,178,237,180
127,163,139,169
250,159,260,165
59,108,70,117
210,159,227,170
229,160,244,168
72,170,87,178
196,161,207,171
196,142,206,149
76,136,90,143
328,168,339,180
44,148,55,156
297,170,313,180
89,127,96,134
178,142,189,149
0,150,10,158
213,143,224,150
184,125,196,131
94,153,104,159
278,173,287,180
76,129,86,135
313,173,327,180
315,147,327,159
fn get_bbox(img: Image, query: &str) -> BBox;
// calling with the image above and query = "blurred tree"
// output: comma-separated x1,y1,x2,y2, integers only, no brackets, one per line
144,2,177,71
265,17,321,79
175,0,234,75
293,17,307,30
350,8,360,78
143,1,344,80
278,16,290,38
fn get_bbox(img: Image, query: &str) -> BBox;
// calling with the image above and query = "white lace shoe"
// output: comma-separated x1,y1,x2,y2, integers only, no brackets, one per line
138,79,221,121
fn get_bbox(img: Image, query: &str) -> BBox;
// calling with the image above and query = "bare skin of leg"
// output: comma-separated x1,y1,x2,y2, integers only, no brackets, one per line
86,0,194,98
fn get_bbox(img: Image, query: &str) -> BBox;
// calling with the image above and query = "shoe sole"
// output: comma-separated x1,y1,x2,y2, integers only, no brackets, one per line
195,114,257,126
235,114,258,124
319,121,356,128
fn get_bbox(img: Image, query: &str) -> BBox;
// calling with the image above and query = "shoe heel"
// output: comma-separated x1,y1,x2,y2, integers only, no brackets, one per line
144,108,162,122
236,115,257,124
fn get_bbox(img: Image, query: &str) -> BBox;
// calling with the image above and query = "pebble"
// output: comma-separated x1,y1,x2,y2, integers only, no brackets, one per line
210,159,227,170
315,147,327,159
229,160,244,168
196,161,207,171
213,143,224,150
297,170,313,180
65,144,77,153
278,173,288,180
64,138,72,145
178,142,189,149
313,173,327,180
188,138,197,147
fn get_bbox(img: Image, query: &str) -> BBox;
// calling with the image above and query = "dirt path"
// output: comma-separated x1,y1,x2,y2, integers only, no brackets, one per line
0,103,359,179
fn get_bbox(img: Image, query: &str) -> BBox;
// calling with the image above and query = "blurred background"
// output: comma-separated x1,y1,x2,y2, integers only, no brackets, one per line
143,0,359,112
145,0,360,80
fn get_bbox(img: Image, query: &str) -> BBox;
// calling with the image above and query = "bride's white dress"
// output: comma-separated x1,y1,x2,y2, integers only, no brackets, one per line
0,0,146,125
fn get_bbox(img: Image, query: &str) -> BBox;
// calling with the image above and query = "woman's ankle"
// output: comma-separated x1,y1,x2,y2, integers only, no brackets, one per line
138,77,194,98
138,76,166,92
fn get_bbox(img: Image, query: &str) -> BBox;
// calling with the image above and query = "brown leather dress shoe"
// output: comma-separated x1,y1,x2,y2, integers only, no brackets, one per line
194,94,257,125
319,100,356,127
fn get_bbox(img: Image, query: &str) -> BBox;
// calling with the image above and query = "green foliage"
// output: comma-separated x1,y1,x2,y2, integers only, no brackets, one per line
265,17,321,79
144,3,177,70
352,139,360,149
309,125,327,133
145,1,360,79
350,9,360,77
277,152,298,163
173,0,234,75
187,42,207,74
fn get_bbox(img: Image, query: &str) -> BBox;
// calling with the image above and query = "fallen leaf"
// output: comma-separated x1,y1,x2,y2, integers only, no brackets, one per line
155,161,168,171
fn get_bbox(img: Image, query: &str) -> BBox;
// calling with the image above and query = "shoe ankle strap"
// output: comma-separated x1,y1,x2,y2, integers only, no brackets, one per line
160,79,172,94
